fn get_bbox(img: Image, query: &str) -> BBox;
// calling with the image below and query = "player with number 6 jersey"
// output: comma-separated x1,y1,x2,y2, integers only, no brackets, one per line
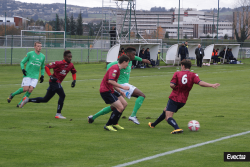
19,50,77,119
148,59,220,134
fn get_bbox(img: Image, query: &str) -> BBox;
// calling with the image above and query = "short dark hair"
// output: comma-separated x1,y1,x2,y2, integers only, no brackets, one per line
64,50,71,57
121,48,124,51
34,41,42,46
181,59,192,69
125,46,136,53
118,55,129,64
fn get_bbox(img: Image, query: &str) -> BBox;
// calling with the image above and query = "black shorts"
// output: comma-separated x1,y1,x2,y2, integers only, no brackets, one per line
166,98,185,113
48,82,63,92
100,91,121,104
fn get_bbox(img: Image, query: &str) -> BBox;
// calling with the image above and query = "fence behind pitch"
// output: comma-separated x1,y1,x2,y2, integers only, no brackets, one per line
0,47,107,64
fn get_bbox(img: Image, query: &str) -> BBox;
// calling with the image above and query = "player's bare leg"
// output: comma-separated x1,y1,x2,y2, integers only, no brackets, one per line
17,86,34,107
129,88,145,125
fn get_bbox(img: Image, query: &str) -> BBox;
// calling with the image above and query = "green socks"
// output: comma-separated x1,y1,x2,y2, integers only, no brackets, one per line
18,91,31,105
93,106,112,120
131,96,145,117
12,88,24,97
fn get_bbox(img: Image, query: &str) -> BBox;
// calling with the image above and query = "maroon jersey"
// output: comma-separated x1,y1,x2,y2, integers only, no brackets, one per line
169,71,201,103
46,60,77,83
100,64,120,93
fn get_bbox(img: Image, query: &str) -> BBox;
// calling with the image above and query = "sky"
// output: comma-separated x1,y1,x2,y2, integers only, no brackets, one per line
17,0,236,10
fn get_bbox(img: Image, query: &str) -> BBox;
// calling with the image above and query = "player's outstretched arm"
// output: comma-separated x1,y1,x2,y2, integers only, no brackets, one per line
142,59,151,64
108,80,129,90
199,81,220,89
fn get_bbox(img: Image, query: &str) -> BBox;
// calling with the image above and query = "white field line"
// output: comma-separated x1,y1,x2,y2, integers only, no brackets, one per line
0,69,249,87
113,130,250,167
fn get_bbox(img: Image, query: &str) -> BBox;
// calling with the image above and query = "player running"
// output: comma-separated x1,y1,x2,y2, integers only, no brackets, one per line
7,41,45,107
88,46,151,125
19,50,77,119
148,59,220,134
100,55,130,131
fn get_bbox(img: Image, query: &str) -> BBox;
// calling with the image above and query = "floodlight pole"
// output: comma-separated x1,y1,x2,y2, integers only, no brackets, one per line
213,11,214,43
5,12,6,46
65,0,67,49
178,0,180,44
129,1,132,41
5,12,6,37
216,0,219,43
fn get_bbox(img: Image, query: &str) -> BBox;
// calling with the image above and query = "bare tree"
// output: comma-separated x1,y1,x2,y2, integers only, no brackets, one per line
234,0,250,43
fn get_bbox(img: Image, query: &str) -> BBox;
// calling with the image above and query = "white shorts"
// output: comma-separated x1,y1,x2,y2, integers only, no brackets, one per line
21,77,38,88
119,83,136,99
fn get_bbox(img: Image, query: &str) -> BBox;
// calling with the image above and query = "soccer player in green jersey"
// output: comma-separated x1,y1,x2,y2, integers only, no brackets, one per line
88,46,151,125
7,41,45,107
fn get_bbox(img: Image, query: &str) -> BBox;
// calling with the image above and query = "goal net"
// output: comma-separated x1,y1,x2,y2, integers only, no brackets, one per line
21,30,65,48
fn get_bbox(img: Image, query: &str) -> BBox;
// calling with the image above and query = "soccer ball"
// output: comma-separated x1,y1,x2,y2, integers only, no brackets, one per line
188,120,200,131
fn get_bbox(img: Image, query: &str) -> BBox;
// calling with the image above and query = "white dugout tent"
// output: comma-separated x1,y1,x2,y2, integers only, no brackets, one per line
165,43,198,65
204,44,240,63
106,43,160,63
165,43,240,65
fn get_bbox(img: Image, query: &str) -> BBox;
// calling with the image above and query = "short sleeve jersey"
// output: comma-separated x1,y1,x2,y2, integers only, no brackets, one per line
46,60,77,83
169,71,201,103
107,56,142,84
100,64,120,93
20,51,45,79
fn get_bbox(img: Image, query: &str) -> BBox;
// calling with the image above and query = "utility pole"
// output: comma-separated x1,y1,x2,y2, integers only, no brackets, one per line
178,0,180,44
65,0,67,48
5,12,6,37
213,11,214,43
217,0,219,43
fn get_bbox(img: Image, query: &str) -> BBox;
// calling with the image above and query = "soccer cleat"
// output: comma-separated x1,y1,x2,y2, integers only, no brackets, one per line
7,93,13,103
104,125,117,131
113,124,124,130
171,129,183,134
55,114,66,119
19,96,29,108
88,115,94,123
128,116,140,125
16,104,20,108
148,122,155,128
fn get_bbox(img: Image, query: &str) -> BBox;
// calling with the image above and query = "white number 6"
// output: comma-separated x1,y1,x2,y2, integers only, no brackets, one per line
182,74,188,84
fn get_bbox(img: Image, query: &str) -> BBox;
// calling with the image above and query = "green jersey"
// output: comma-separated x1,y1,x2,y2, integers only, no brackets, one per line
107,56,142,84
20,51,45,79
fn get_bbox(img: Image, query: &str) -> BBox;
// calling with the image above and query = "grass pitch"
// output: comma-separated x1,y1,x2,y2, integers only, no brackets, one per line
0,59,250,167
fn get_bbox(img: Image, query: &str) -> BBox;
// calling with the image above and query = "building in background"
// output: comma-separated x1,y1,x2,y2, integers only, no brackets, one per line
117,8,233,39
0,16,29,29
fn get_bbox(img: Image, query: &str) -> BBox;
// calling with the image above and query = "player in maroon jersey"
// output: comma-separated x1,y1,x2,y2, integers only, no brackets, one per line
148,59,220,134
19,50,77,119
100,55,130,131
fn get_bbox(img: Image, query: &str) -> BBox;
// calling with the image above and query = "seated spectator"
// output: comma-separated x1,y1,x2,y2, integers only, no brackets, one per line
211,48,219,64
219,48,226,58
118,51,123,59
138,50,146,68
144,48,151,68
228,48,237,61
225,48,230,62
120,48,125,56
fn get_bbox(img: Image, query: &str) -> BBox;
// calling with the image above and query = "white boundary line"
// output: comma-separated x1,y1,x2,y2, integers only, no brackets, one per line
113,131,250,167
